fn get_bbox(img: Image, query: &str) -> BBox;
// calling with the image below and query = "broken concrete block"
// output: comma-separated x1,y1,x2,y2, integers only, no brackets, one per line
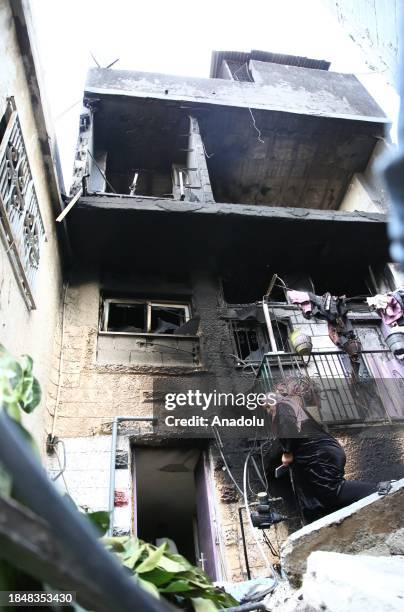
386,528,404,556
302,551,404,611
281,478,404,587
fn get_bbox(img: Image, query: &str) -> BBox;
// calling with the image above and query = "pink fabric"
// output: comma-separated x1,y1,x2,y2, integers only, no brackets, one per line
287,290,312,314
378,295,403,326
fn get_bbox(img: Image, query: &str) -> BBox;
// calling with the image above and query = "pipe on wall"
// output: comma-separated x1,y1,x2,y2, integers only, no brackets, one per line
108,416,156,536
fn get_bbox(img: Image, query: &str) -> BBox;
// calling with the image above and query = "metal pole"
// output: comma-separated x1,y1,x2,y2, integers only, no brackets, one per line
108,416,156,536
108,417,118,537
238,507,251,580
262,300,278,353
0,410,167,612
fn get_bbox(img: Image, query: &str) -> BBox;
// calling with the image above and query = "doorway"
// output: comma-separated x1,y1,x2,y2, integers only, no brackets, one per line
133,444,219,579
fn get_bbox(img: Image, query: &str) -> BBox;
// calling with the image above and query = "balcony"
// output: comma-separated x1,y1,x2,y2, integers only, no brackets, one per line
256,350,404,427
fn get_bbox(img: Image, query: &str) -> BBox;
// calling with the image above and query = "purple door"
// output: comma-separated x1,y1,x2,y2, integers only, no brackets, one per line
195,452,219,580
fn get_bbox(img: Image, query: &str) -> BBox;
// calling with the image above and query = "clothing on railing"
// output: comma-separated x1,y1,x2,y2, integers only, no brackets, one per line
287,290,360,359
286,291,348,321
286,290,312,314
366,289,404,327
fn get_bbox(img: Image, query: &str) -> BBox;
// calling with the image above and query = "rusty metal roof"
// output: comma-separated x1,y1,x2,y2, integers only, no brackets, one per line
210,50,331,78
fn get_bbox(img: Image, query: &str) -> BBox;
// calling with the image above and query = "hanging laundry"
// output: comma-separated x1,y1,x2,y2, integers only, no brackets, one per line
367,291,404,327
308,293,348,322
392,288,404,309
327,320,361,357
287,290,312,315
289,289,360,361
366,294,389,311
289,291,348,322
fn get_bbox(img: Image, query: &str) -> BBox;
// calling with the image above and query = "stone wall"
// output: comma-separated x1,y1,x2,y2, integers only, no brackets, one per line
0,0,63,445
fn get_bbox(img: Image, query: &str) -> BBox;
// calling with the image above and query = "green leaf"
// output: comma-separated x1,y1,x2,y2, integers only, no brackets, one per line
140,568,174,587
5,402,21,422
157,555,187,573
137,577,160,599
136,544,166,573
191,597,218,611
165,552,194,571
102,536,130,551
21,377,41,413
85,511,110,536
21,355,33,376
122,545,146,569
160,580,193,593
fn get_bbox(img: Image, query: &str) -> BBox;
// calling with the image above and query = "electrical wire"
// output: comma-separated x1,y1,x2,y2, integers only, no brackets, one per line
212,426,244,497
53,442,71,497
262,530,279,558
51,439,66,482
232,63,265,144
87,149,117,194
201,139,215,159
243,451,278,587
51,281,69,441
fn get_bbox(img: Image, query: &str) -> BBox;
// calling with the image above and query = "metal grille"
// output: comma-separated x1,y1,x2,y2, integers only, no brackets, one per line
0,99,45,309
257,349,404,427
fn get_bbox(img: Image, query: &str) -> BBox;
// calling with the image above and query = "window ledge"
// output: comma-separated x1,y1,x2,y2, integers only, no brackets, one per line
98,330,199,340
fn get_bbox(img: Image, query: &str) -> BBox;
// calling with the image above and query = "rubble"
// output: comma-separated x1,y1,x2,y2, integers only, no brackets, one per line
301,551,404,611
281,478,404,587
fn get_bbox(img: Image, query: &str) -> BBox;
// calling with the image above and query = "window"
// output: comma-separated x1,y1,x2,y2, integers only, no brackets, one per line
0,98,45,309
101,298,191,335
231,318,290,363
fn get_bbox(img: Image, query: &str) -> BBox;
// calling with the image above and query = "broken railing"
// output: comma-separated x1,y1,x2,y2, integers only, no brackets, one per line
256,349,404,426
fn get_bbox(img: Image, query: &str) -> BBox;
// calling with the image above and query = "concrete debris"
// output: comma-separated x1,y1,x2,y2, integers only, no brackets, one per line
385,528,404,556
263,581,304,611
281,478,404,587
301,551,404,612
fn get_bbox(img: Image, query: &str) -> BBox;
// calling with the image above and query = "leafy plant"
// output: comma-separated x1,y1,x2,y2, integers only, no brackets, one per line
0,345,42,497
0,345,41,418
103,536,238,611
0,348,239,610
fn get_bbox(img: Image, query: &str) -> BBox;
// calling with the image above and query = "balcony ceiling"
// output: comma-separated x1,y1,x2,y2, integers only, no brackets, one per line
68,196,388,298
89,93,384,210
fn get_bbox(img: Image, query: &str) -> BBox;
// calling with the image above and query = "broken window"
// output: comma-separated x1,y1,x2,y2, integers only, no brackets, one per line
90,101,196,199
101,298,191,335
231,316,290,363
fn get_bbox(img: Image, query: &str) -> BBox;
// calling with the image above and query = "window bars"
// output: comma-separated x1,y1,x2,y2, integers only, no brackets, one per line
0,98,45,309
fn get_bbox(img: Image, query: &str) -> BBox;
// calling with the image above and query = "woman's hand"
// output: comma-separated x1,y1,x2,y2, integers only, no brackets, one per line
282,452,294,466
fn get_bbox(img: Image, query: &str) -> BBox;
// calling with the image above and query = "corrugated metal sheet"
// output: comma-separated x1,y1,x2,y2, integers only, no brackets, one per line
210,50,331,78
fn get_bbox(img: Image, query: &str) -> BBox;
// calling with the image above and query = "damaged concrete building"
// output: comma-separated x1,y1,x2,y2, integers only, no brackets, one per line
46,51,404,583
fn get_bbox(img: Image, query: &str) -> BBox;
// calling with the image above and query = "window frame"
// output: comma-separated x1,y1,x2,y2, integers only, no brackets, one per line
100,297,191,336
0,97,46,310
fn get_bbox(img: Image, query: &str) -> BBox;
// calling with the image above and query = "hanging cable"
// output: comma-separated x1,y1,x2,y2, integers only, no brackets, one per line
243,451,278,587
87,149,117,193
51,281,69,441
232,63,265,144
212,426,244,497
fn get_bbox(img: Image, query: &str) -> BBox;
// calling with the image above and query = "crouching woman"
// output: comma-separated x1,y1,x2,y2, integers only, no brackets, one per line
265,379,376,523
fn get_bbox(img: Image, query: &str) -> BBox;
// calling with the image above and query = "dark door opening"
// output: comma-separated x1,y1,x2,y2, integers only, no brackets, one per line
133,445,219,578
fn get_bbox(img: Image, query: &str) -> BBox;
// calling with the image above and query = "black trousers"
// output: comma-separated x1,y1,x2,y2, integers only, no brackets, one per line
335,479,377,509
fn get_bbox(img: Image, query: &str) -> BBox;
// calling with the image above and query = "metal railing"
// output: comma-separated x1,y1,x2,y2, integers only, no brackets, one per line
256,349,404,427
